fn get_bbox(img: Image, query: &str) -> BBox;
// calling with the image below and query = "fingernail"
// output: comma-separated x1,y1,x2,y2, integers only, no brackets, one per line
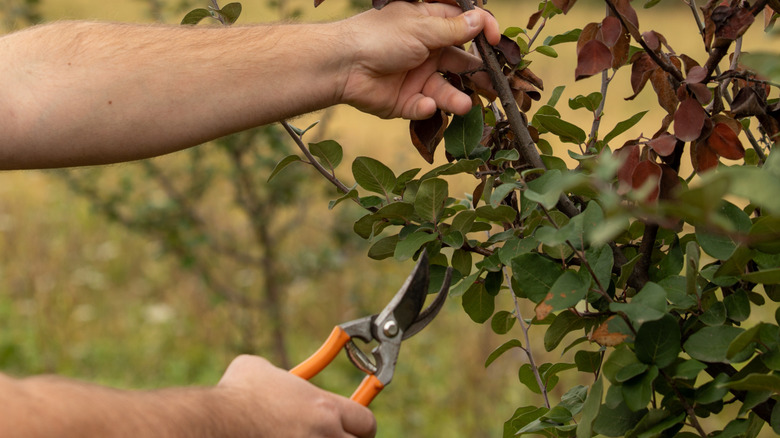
464,10,478,28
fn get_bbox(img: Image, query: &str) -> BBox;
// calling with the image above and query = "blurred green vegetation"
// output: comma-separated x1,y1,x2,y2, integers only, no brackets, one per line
1,0,774,435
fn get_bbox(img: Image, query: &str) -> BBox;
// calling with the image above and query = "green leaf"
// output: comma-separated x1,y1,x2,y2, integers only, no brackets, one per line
218,2,242,24
545,29,582,46
742,268,780,284
568,92,603,112
535,114,586,144
609,282,667,327
741,52,780,83
622,366,658,411
328,188,358,209
504,26,525,37
267,155,302,182
684,325,744,363
593,402,647,437
498,236,537,266
394,230,437,261
490,182,520,207
538,270,589,316
451,210,477,234
414,178,448,223
544,310,586,351
525,169,564,209
352,157,396,199
474,205,517,224
547,86,566,106
462,282,495,323
485,339,523,368
749,216,780,254
535,45,558,57
634,314,681,368
602,111,648,145
576,377,603,438
685,241,700,296
561,385,588,416
490,149,520,165
575,350,602,373
511,253,564,303
721,373,780,393
450,271,481,298
451,249,472,276
603,346,642,384
308,140,343,171
669,359,707,380
725,289,751,321
696,201,753,260
491,310,516,334
444,105,484,159
368,235,399,260
181,8,212,25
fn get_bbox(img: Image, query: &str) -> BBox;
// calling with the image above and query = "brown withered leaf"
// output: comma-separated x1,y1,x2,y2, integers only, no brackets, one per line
627,52,657,100
712,113,742,134
730,86,768,118
680,54,701,74
632,160,663,203
600,16,623,47
686,66,708,83
528,8,544,29
611,27,631,68
707,122,745,159
551,0,577,14
648,133,678,156
615,142,640,193
472,179,486,208
495,35,524,67
614,0,641,40
509,75,542,98
674,96,707,141
589,315,628,347
642,31,661,52
688,82,713,105
715,6,755,45
575,40,613,80
409,109,448,164
766,5,779,30
659,164,680,200
650,69,679,114
516,67,544,91
577,22,601,54
692,139,719,172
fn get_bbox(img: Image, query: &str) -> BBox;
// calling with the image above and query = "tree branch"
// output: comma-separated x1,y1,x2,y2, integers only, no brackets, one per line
455,0,580,218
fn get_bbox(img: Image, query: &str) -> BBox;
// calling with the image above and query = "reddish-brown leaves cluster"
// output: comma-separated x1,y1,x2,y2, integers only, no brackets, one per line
410,35,544,163
702,0,755,50
575,14,631,80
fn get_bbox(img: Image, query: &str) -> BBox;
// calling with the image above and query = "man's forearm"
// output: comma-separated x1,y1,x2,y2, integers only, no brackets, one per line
1,373,243,437
0,20,349,169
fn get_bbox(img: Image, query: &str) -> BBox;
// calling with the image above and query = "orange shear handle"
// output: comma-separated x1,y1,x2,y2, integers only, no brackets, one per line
290,326,351,379
290,326,384,407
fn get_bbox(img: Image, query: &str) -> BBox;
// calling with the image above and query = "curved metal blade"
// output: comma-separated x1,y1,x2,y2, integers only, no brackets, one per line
402,266,452,340
374,251,430,334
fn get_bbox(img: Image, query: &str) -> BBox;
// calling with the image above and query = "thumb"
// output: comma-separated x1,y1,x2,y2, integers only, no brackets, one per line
423,8,500,48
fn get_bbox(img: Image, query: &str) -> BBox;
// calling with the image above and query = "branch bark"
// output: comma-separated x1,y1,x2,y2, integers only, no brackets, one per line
455,0,580,218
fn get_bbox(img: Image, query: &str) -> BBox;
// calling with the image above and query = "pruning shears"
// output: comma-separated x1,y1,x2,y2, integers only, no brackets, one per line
290,251,453,406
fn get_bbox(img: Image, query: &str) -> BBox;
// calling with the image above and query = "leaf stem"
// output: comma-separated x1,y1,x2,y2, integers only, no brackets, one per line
504,267,551,409
280,120,377,212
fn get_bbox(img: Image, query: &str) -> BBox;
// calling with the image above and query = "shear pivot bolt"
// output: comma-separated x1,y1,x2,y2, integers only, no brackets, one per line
383,321,399,337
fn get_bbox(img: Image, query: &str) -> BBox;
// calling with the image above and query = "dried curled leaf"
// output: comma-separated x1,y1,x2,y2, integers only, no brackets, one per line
674,96,707,141
575,40,613,80
707,122,745,160
410,110,449,164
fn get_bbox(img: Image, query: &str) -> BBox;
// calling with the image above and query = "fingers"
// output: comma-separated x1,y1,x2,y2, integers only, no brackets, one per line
416,3,501,47
336,396,377,438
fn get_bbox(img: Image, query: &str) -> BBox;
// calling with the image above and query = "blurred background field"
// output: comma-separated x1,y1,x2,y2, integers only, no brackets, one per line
0,0,777,436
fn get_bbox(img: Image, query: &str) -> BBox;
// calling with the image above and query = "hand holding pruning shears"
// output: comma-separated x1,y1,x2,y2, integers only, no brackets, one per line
291,251,453,406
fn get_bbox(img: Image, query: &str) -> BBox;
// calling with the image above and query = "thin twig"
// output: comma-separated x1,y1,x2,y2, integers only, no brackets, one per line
504,267,551,409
